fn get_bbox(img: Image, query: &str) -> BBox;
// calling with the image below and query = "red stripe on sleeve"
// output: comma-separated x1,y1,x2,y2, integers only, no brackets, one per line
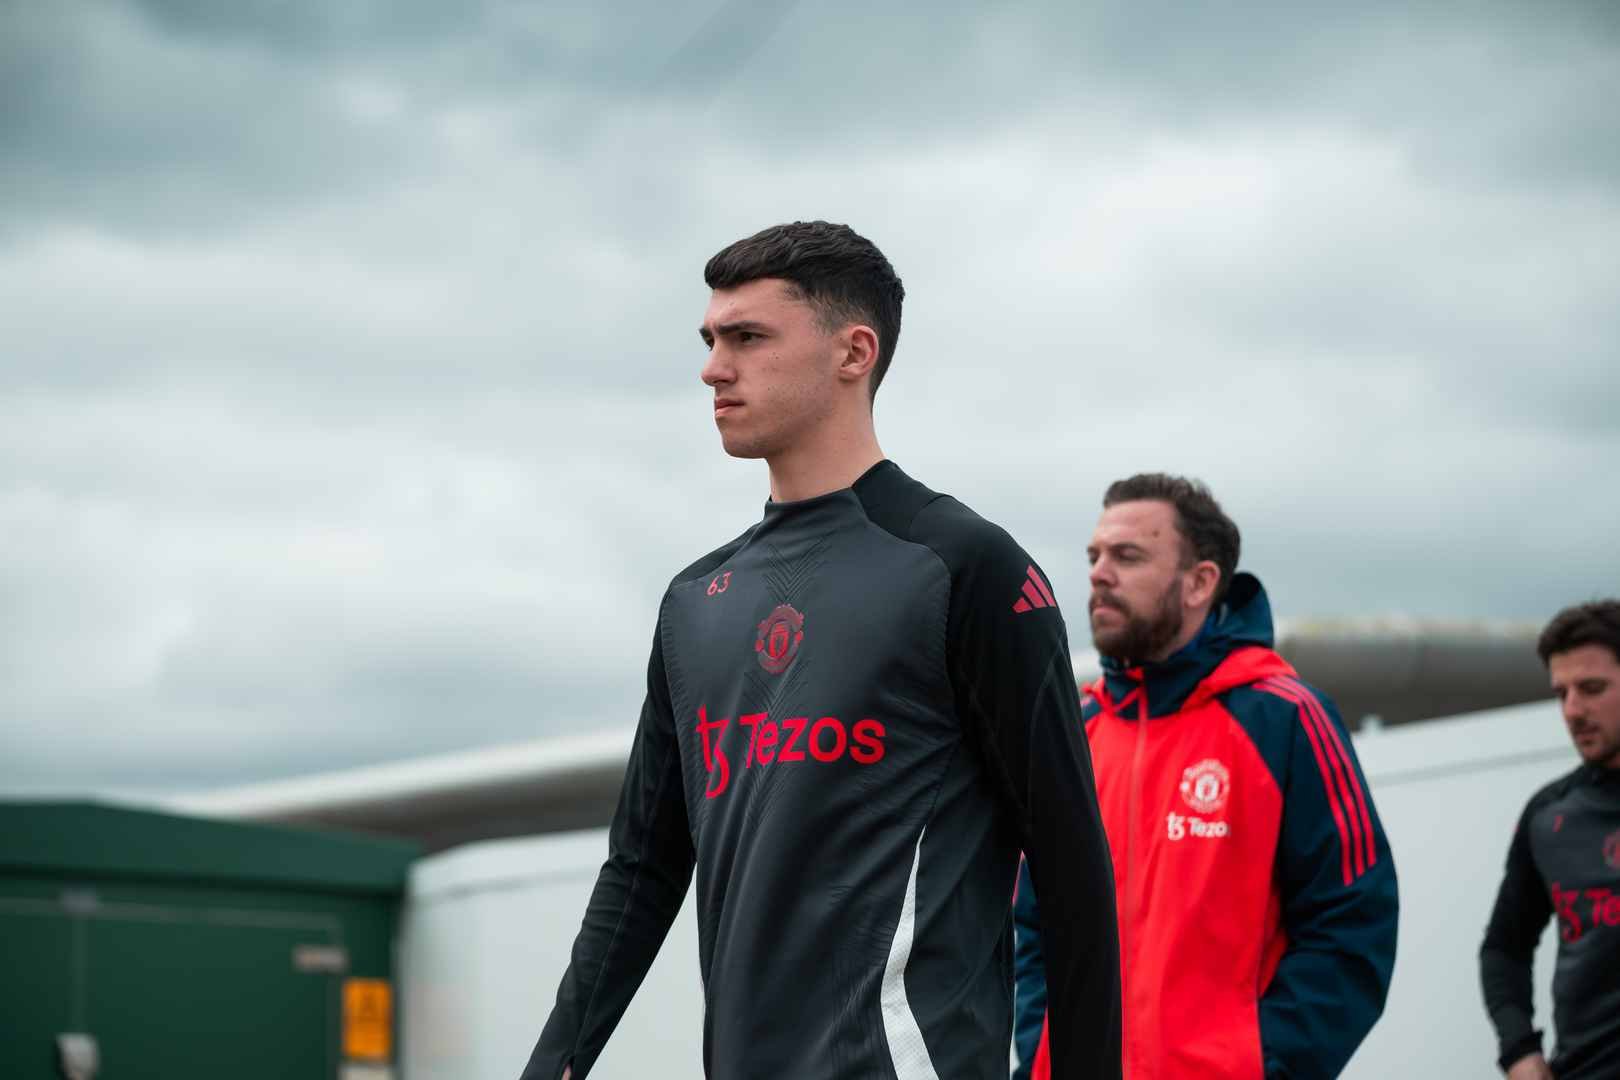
1027,566,1058,608
1021,580,1047,609
1288,679,1378,873
1258,678,1355,886
1274,677,1372,877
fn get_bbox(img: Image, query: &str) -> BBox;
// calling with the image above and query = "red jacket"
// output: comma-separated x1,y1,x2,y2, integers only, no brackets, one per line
1016,575,1397,1080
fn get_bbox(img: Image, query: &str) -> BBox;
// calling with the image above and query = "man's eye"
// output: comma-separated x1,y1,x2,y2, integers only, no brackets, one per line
737,331,757,343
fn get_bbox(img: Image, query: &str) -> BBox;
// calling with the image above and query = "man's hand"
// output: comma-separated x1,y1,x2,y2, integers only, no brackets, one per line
1506,1052,1553,1080
561,1070,571,1080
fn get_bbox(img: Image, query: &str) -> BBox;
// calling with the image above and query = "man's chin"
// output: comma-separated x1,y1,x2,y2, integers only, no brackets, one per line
717,432,768,460
1575,740,1620,768
1090,631,1129,661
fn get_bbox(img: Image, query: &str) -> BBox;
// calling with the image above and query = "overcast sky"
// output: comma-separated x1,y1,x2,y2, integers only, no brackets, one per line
3,0,1617,796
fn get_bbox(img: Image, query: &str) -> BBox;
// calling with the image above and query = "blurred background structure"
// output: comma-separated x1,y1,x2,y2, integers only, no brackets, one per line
173,621,1549,851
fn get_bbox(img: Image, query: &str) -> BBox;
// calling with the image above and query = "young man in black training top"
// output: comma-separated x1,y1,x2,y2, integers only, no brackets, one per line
518,222,1120,1080
1481,600,1620,1080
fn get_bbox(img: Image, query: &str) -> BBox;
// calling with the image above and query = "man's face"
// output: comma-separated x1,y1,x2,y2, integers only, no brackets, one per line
1086,500,1189,662
1549,644,1620,769
699,278,844,460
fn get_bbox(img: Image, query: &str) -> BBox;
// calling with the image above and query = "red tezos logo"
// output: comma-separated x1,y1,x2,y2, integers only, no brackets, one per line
755,604,805,674
1180,759,1231,814
695,706,886,800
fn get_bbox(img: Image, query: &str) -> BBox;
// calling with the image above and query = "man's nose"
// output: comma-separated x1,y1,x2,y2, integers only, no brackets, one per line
701,346,734,388
1563,693,1586,723
1089,559,1114,590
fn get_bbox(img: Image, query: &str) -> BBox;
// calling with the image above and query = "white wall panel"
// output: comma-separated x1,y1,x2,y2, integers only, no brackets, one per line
401,831,703,1080
1345,702,1566,1078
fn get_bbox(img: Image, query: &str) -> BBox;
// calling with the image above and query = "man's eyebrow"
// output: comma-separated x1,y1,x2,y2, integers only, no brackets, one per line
713,320,769,336
698,320,768,344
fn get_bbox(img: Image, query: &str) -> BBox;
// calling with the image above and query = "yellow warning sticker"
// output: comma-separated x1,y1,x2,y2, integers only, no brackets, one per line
343,978,393,1061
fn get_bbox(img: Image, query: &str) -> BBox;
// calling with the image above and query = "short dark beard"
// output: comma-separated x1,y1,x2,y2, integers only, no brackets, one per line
1577,731,1620,770
1094,578,1185,663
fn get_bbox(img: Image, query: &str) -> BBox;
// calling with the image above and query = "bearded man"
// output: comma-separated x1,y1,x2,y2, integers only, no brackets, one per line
1011,473,1399,1080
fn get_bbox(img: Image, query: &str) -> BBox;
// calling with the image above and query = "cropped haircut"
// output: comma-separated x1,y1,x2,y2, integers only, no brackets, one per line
704,221,905,399
1103,473,1242,604
1537,599,1620,666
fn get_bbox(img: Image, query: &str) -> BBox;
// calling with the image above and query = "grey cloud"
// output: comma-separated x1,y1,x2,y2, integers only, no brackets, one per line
9,0,1620,245
1,3,429,235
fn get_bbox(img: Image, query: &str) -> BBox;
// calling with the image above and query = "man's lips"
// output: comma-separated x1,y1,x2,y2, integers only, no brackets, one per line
713,399,742,417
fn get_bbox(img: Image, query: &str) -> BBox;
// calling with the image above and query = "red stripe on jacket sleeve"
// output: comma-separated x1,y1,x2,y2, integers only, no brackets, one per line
1257,678,1357,886
1285,677,1378,874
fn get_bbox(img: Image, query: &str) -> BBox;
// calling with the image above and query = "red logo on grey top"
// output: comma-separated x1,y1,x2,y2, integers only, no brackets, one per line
755,604,805,674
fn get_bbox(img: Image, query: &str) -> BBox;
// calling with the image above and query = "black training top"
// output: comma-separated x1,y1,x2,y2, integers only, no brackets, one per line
521,460,1120,1080
1481,762,1620,1079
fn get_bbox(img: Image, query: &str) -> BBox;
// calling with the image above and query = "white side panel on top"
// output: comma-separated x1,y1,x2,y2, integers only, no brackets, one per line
400,830,704,1080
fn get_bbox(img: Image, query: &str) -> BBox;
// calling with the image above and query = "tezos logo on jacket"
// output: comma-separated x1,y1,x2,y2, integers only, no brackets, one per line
755,604,805,674
1167,812,1230,841
1179,758,1230,813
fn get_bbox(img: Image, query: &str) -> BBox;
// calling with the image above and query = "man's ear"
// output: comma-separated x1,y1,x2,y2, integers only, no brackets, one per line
1187,561,1222,610
836,324,880,385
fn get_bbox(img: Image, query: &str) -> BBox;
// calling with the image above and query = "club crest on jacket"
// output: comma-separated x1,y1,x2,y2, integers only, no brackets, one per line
1179,758,1231,814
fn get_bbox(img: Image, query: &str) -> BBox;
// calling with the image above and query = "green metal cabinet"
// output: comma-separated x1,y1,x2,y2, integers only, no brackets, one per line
0,802,417,1079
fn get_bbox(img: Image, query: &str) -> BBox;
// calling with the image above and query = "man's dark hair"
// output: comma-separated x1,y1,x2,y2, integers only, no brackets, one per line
704,221,905,400
1103,473,1242,604
1537,600,1620,666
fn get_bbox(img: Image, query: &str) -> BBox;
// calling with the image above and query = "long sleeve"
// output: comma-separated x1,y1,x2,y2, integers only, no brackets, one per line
1479,802,1551,1071
1259,686,1399,1080
519,601,696,1080
1012,856,1049,1080
933,517,1120,1080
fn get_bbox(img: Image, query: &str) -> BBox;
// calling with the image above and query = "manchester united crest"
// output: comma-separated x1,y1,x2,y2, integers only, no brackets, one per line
755,604,805,675
1605,829,1620,871
1180,759,1231,814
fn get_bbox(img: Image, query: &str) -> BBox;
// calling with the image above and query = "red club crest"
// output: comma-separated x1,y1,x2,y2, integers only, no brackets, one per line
754,604,805,674
1605,829,1620,871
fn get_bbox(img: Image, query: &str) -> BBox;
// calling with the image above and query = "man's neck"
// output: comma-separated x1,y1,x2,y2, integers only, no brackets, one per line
766,414,884,503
